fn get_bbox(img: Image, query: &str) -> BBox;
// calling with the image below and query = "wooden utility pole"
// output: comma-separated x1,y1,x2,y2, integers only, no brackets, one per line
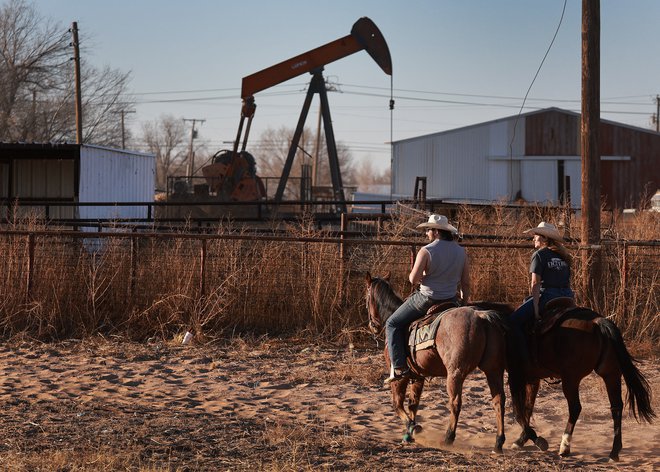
116,110,135,149
581,0,602,305
71,22,83,144
184,118,205,184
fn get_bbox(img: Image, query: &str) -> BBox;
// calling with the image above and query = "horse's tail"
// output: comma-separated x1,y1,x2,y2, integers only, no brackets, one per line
478,309,507,333
596,317,656,423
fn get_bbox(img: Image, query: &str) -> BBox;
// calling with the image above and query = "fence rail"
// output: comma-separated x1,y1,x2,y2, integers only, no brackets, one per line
0,226,657,343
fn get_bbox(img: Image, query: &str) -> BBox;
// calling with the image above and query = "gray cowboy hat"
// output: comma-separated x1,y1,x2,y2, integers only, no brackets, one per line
416,214,458,234
523,221,564,242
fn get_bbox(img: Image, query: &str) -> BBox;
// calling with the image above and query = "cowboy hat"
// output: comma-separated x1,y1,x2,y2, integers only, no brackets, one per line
523,221,563,242
416,214,458,234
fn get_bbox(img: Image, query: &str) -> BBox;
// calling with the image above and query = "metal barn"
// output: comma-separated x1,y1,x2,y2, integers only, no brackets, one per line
0,143,155,221
392,108,660,210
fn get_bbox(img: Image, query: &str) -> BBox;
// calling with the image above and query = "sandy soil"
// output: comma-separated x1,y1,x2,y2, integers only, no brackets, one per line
0,336,657,471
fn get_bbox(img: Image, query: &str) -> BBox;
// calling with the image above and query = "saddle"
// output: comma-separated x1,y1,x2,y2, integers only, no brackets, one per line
528,298,601,375
536,297,598,335
407,301,459,353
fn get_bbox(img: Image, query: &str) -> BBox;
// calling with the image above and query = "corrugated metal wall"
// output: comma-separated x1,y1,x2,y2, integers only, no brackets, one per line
79,145,155,219
600,122,660,209
526,110,660,209
392,116,525,202
393,108,659,209
524,109,580,155
8,158,76,219
13,159,75,199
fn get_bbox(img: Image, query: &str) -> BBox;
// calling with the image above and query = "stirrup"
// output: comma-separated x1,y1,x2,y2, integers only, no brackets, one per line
384,368,410,385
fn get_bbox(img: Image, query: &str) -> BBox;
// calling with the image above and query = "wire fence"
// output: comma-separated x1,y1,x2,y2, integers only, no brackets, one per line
0,228,657,344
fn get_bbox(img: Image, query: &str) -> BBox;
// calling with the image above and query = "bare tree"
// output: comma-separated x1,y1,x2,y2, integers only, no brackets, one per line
142,115,188,191
0,0,68,139
78,64,133,146
0,0,132,145
256,125,355,185
352,158,391,192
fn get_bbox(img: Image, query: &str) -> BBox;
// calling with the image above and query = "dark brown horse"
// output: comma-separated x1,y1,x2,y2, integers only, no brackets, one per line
365,273,518,453
508,302,655,461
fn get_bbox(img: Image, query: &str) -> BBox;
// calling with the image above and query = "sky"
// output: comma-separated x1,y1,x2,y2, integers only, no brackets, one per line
28,0,660,174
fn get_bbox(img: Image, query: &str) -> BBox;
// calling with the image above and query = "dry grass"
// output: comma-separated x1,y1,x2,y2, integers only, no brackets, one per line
0,204,657,349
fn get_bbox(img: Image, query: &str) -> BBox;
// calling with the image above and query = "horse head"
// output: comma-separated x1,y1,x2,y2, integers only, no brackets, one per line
365,271,397,336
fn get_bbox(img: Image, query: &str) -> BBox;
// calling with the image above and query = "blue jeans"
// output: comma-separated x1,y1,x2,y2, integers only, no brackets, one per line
510,287,574,353
385,291,437,371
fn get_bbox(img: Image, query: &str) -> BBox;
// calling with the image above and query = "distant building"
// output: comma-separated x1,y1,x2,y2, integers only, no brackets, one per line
0,143,155,222
392,108,660,210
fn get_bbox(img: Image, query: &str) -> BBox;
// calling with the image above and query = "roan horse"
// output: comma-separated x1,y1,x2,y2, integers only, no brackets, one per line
365,273,519,453
508,299,655,461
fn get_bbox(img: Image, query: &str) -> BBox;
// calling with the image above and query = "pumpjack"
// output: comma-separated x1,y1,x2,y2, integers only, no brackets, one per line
202,17,392,211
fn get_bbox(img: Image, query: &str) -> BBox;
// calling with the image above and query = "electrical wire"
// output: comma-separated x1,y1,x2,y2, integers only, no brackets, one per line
508,0,568,198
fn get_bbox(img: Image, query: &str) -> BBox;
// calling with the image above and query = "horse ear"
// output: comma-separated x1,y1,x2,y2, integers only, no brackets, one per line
383,271,391,281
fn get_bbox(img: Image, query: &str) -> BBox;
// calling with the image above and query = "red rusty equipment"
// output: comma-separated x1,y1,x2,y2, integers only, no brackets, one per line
207,17,392,206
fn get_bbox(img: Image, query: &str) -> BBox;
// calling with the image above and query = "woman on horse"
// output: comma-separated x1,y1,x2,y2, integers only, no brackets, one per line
510,221,574,365
384,214,471,383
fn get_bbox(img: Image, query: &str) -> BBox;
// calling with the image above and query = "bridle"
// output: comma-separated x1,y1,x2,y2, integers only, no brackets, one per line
365,281,384,342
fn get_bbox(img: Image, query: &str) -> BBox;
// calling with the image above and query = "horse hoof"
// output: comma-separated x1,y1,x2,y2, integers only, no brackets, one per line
534,437,549,451
402,433,414,444
511,440,524,449
412,424,423,435
609,455,620,463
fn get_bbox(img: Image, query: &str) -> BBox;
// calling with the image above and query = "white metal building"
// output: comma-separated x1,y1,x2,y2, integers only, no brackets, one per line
0,143,155,221
392,108,660,210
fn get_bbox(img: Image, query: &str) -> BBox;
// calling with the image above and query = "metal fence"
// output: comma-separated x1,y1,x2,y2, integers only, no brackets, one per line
0,227,658,343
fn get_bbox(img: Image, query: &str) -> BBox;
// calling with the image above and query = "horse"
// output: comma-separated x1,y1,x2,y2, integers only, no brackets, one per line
507,300,656,461
365,272,519,453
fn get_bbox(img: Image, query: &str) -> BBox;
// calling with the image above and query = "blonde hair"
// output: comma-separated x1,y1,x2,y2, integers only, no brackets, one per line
547,239,572,267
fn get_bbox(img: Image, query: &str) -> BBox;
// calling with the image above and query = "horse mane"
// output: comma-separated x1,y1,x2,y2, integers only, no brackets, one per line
370,277,403,322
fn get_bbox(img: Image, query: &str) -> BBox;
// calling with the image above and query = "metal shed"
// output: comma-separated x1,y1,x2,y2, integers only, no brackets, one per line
0,143,155,221
392,108,660,210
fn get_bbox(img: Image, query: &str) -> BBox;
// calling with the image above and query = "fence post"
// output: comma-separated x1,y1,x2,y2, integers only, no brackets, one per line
339,213,348,303
620,241,628,319
199,238,207,298
26,233,35,299
129,229,138,298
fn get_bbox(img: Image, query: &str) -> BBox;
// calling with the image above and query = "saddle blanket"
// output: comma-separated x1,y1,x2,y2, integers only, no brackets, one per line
407,311,445,352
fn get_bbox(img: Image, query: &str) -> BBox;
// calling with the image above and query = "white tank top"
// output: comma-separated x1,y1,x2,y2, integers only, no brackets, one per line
419,239,466,300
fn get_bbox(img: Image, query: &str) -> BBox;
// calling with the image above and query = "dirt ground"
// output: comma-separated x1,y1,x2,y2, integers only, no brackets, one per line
0,336,657,471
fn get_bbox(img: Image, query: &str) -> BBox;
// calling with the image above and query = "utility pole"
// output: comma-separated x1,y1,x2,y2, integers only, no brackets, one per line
581,0,602,306
71,22,83,144
183,118,205,185
116,110,135,149
655,95,659,132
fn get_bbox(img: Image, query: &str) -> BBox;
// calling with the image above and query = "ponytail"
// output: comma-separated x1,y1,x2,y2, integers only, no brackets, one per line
548,239,572,267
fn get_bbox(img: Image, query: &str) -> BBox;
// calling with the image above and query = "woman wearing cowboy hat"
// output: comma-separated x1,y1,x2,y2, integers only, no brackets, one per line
510,221,574,365
385,214,471,383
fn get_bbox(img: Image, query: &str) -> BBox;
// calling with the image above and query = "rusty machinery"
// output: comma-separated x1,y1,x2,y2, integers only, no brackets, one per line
204,17,392,210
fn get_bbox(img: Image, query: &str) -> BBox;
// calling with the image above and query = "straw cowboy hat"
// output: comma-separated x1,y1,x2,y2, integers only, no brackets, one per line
523,221,564,242
416,214,458,234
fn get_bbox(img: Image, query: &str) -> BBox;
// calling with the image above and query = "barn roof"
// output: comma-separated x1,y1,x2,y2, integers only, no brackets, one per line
393,107,659,144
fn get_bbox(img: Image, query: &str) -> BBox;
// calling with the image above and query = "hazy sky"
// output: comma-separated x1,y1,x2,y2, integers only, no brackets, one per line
29,0,660,172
